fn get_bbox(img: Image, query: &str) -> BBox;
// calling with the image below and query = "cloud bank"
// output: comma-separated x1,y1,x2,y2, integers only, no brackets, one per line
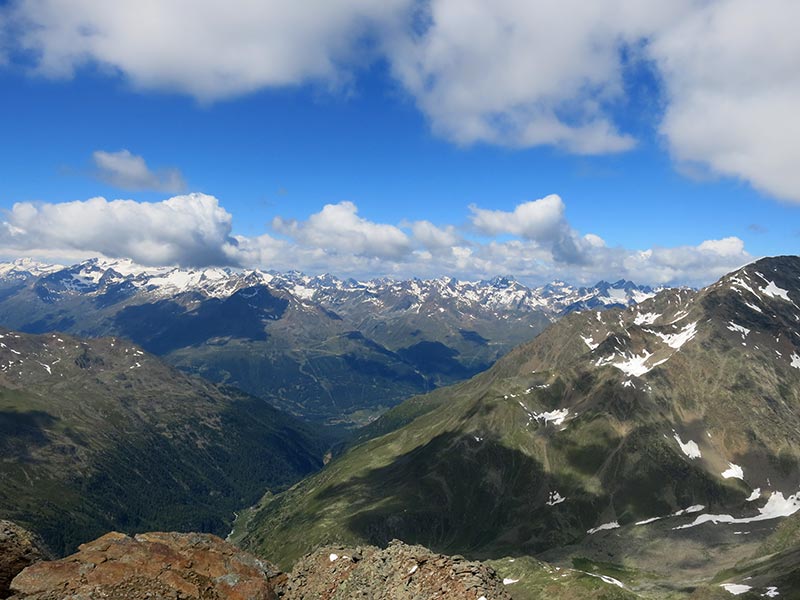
0,194,236,267
5,0,800,201
0,193,752,286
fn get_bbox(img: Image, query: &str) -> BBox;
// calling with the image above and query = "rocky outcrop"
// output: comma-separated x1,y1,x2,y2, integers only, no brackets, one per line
7,532,511,600
284,539,512,600
0,521,49,599
8,531,282,600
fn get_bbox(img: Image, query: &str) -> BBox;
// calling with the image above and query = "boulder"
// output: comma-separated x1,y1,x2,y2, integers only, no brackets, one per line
9,531,281,600
0,521,49,599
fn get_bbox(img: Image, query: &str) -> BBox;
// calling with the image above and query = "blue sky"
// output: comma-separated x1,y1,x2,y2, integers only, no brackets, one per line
0,0,797,285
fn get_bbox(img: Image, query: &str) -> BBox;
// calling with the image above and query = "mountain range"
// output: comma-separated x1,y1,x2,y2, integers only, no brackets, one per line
4,255,798,596
0,258,658,427
236,255,800,597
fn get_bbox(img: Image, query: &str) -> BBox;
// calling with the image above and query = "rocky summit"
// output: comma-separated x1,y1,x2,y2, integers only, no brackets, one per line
7,531,512,600
284,540,511,600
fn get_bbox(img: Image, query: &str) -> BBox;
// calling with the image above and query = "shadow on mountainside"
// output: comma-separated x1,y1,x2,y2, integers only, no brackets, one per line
314,431,603,560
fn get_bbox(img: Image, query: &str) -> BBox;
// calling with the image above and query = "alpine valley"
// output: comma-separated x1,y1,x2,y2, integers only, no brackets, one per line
2,255,800,599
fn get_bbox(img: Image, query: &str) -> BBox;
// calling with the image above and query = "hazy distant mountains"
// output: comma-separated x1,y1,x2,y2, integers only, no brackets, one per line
0,258,659,426
238,255,800,596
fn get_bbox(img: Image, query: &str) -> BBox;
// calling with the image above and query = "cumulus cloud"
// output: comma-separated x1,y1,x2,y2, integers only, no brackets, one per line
648,0,800,203
8,0,410,100
0,193,239,267
618,238,752,286
92,150,186,192
385,0,670,153
410,220,461,250
469,195,565,239
0,193,752,286
5,1,800,200
272,201,411,260
468,195,600,264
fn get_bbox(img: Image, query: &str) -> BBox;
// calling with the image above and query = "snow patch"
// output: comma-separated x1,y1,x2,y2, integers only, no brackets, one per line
674,490,800,529
764,586,779,597
636,505,704,526
516,400,571,427
585,572,625,589
726,322,751,338
791,353,800,369
634,312,660,326
581,335,599,350
720,583,752,595
408,564,418,575
761,280,791,302
746,488,761,502
533,408,570,426
587,521,620,535
674,505,705,516
610,350,668,377
744,301,763,313
648,321,698,349
546,491,566,506
673,434,702,459
503,578,519,585
722,463,744,480
329,553,338,562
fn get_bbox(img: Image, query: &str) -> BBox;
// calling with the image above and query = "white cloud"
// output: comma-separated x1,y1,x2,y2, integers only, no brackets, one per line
385,0,671,153
92,150,186,192
648,0,800,203
410,220,461,250
470,195,565,239
6,1,800,200
0,193,752,286
618,239,752,286
468,195,598,264
9,0,410,101
272,201,411,260
0,193,239,267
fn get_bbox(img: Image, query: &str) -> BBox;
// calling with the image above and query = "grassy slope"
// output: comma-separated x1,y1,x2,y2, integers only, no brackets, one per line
0,330,326,555
240,257,800,598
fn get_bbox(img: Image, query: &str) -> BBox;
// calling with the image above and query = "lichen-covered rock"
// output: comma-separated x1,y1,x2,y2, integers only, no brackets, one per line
0,521,50,599
8,531,280,600
284,539,512,600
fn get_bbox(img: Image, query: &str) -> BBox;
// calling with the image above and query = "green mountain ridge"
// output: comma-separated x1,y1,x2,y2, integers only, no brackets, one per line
238,255,800,597
0,328,326,555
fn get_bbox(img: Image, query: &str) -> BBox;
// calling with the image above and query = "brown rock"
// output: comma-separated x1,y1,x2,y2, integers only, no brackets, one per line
0,521,50,599
284,539,512,600
8,531,280,600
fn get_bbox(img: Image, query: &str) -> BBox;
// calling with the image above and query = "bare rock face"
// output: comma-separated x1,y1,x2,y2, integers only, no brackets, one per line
0,521,50,599
8,531,281,600
284,539,512,600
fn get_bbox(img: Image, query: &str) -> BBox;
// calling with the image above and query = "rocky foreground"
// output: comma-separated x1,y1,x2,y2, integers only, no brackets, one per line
0,522,50,599
2,525,510,600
